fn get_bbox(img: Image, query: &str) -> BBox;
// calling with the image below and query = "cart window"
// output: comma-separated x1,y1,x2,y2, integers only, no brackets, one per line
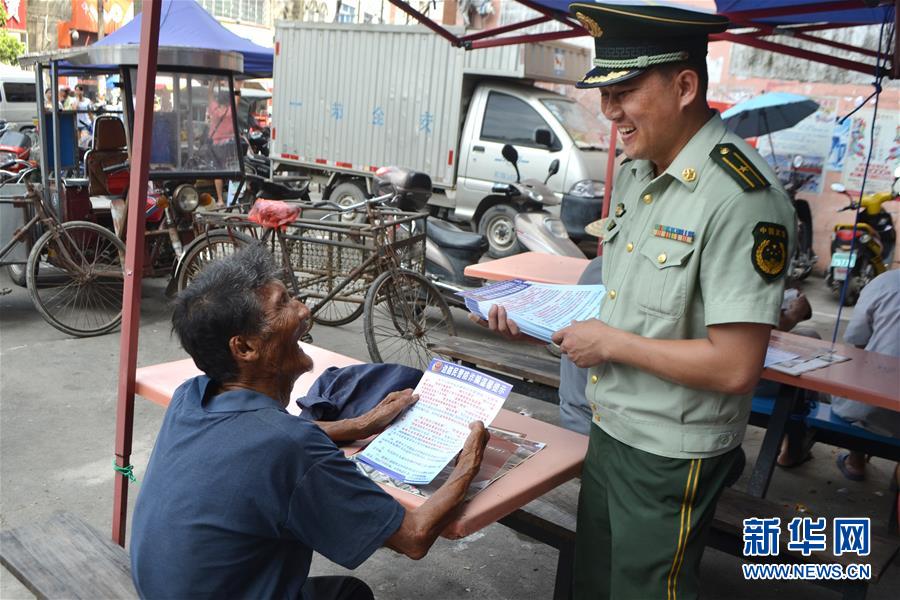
481,92,557,148
3,82,36,103
132,71,241,177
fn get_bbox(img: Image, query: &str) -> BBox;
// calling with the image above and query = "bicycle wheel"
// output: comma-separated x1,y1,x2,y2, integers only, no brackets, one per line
26,221,126,337
175,229,253,292
311,291,365,326
363,268,456,370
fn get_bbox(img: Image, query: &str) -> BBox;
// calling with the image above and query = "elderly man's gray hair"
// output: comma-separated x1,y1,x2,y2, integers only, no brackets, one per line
172,243,280,383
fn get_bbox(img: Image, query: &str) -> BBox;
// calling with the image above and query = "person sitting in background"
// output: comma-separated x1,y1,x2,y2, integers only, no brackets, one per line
131,244,489,600
830,269,900,482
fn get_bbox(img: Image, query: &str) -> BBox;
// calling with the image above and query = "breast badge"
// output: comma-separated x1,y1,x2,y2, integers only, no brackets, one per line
752,222,788,282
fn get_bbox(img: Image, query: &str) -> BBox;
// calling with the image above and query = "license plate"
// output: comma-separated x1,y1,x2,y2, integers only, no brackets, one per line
830,252,856,269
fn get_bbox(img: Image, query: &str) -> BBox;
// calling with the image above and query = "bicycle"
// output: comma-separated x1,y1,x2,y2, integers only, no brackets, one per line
0,172,126,336
174,192,456,370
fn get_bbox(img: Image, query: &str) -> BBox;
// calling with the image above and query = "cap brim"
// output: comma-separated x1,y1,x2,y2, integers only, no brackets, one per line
584,218,607,238
575,66,645,89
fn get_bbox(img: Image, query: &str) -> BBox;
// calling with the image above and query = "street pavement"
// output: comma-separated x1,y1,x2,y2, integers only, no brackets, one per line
1,268,897,599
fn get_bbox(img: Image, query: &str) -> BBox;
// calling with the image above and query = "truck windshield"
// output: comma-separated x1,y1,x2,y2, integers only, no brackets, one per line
540,99,608,151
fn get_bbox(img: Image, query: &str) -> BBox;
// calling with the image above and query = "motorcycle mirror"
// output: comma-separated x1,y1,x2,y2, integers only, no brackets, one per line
548,159,559,177
533,128,553,148
501,144,521,182
830,182,847,194
792,155,803,169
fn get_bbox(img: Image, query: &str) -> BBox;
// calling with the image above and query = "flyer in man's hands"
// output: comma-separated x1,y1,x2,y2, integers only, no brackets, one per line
458,279,606,343
357,358,511,485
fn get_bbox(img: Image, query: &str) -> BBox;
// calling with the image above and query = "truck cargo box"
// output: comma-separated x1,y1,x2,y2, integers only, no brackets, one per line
271,23,590,189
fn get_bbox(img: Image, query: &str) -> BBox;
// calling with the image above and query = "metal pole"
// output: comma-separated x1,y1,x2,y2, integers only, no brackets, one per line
49,61,63,221
33,66,50,195
112,0,162,548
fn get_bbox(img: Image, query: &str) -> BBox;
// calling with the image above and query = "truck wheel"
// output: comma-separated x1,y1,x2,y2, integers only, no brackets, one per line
479,203,524,258
329,182,367,223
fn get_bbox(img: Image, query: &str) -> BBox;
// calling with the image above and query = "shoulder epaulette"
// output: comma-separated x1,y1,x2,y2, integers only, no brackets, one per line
710,143,770,191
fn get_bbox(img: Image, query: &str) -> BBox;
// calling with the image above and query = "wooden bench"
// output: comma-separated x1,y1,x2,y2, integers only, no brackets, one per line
506,481,900,600
0,511,136,599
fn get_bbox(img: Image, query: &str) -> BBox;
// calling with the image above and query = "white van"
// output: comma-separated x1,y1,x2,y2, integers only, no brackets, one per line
0,65,38,131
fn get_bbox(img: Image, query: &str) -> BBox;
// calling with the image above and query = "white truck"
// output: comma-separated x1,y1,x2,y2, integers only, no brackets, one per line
271,23,610,256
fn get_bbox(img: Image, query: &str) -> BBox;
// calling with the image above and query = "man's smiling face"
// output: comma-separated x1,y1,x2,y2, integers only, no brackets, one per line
599,69,685,171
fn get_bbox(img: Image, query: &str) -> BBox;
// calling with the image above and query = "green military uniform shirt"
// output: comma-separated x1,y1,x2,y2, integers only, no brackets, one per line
587,114,794,459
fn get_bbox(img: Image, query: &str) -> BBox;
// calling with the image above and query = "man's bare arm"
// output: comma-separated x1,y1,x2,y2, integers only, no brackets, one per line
315,389,418,443
386,423,489,559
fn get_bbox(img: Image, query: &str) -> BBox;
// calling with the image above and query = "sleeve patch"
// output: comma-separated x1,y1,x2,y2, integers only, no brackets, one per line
751,221,788,282
710,143,770,191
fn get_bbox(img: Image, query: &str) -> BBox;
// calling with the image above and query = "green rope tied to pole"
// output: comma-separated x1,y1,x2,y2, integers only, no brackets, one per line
113,460,138,484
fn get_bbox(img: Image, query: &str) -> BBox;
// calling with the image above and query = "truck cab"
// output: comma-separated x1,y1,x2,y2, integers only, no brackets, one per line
454,81,608,242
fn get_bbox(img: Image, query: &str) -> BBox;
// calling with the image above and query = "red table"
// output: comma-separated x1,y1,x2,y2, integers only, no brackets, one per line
135,343,588,539
465,252,900,497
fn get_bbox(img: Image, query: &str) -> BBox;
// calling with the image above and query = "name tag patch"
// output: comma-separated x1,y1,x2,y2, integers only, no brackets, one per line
652,224,694,244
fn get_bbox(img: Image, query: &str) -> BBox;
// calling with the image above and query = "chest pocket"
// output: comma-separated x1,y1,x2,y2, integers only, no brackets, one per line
634,237,695,320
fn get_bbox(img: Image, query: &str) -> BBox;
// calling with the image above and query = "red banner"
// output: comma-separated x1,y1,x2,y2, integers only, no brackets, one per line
2,0,27,31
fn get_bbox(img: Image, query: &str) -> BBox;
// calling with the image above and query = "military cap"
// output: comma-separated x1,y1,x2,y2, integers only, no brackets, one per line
569,2,729,88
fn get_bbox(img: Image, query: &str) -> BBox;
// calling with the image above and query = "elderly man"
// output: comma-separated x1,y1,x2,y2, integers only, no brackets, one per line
484,3,793,598
130,244,488,599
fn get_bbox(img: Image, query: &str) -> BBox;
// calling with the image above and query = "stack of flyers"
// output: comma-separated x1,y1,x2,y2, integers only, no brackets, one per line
458,279,606,343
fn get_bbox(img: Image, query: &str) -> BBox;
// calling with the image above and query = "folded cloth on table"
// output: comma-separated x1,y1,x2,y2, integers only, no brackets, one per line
297,364,423,421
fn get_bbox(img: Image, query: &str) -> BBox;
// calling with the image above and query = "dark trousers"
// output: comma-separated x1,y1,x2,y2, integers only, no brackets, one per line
573,426,740,600
301,576,374,600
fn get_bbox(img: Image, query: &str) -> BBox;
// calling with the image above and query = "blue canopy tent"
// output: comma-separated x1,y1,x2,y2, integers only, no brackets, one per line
388,0,896,79
93,0,273,77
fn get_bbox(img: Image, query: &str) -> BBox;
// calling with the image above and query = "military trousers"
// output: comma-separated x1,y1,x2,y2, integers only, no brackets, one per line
573,425,740,600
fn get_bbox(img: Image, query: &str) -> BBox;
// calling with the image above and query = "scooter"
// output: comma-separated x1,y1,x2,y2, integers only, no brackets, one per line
374,163,584,310
827,168,898,305
478,143,586,259
782,155,817,281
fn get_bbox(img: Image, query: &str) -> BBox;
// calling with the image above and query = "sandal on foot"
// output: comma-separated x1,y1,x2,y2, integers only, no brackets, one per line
836,452,865,482
777,431,815,468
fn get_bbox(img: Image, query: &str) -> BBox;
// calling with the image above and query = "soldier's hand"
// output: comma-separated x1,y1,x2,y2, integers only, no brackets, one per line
552,319,611,368
469,305,543,345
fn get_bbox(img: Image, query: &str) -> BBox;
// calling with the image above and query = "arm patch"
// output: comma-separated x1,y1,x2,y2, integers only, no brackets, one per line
711,143,770,191
751,221,788,282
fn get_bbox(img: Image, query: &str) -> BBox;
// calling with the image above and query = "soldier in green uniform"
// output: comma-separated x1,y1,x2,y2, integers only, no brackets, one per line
483,3,794,598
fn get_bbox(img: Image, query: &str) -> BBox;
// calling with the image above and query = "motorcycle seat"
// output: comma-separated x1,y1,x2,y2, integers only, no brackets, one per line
246,154,269,169
257,179,309,201
427,219,487,251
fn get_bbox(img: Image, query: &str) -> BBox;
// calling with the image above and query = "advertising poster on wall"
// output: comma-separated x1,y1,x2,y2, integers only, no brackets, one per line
840,108,900,193
757,98,837,195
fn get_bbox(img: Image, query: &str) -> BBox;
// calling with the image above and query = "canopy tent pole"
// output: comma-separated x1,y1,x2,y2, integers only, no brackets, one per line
112,0,162,548
598,127,617,256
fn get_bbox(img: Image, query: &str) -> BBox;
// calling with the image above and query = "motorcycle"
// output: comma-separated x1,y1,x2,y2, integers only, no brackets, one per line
478,142,585,259
103,160,213,279
374,162,584,310
0,127,37,178
826,168,898,305
782,155,817,281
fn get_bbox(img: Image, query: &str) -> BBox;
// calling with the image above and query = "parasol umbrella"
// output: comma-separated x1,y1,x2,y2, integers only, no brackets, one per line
721,92,820,138
721,92,820,173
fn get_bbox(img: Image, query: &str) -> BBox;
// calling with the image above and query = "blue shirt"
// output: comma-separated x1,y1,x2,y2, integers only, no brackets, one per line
131,376,405,599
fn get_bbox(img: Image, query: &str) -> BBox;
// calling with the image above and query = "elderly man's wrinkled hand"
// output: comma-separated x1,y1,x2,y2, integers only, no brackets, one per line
359,388,418,437
468,305,543,345
453,421,489,479
552,319,612,368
